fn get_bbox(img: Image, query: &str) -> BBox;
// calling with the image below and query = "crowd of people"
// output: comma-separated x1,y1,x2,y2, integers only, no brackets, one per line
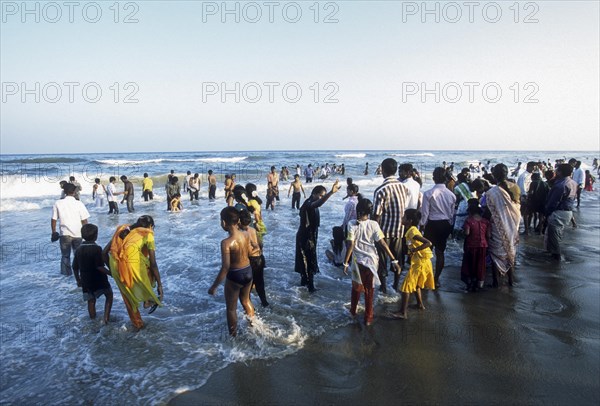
50,156,595,334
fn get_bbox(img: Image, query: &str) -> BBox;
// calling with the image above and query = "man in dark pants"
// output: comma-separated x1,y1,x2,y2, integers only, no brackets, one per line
372,158,409,293
120,175,135,213
208,170,217,200
420,167,456,287
51,183,90,276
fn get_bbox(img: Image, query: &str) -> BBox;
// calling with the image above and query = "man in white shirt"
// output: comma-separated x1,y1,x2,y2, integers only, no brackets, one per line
51,183,90,276
420,167,456,287
517,161,537,234
399,163,422,210
184,171,192,193
570,159,585,208
106,176,119,214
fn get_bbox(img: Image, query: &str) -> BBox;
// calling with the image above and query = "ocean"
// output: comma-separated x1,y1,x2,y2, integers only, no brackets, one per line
0,150,598,404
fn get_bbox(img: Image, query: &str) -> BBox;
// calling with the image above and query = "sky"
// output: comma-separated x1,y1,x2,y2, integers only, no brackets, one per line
1,0,599,154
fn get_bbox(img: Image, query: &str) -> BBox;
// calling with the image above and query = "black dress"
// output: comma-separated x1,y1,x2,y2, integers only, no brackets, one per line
294,196,321,291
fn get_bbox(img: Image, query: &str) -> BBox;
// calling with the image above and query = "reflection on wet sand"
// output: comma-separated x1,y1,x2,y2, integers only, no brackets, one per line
171,199,600,406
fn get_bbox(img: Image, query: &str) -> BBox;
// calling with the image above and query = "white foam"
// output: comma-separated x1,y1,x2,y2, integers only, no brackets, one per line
335,153,366,158
96,158,167,165
392,152,435,157
197,156,248,163
0,175,72,199
0,199,42,212
95,157,248,166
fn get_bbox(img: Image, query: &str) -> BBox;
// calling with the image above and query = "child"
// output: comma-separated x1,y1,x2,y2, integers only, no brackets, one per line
208,207,255,336
245,183,266,244
342,199,400,325
72,224,113,324
170,193,182,212
391,209,435,319
288,174,306,210
239,210,269,307
461,199,491,291
326,226,346,267
584,170,595,191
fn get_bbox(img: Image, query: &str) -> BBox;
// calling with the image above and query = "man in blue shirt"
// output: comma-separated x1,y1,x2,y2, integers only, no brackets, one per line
545,164,576,260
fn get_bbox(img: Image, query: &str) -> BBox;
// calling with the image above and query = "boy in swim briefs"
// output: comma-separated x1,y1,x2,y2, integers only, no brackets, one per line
288,174,306,210
208,207,255,336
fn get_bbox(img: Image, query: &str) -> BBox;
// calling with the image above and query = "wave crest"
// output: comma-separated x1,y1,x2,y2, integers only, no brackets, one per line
334,153,366,158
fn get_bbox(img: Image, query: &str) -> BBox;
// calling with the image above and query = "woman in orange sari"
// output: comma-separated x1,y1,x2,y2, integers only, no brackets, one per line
103,215,163,329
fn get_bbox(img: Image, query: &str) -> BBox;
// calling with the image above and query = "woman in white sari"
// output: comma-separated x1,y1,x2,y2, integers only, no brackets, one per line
485,164,521,286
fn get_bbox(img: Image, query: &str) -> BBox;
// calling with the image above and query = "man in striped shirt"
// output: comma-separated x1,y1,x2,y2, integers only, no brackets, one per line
373,158,409,293
420,167,456,287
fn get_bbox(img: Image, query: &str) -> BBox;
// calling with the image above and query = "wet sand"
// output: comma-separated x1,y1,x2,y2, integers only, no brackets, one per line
171,197,600,406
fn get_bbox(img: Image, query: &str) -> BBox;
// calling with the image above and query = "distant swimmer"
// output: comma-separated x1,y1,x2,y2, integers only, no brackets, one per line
93,178,106,207
107,177,119,214
189,173,200,202
142,173,154,201
224,174,236,207
120,175,135,213
208,170,217,200
59,180,67,199
266,166,279,210
72,223,113,324
304,164,314,183
364,163,369,176
288,174,306,210
69,176,82,201
208,207,255,337
166,176,181,211
184,171,192,194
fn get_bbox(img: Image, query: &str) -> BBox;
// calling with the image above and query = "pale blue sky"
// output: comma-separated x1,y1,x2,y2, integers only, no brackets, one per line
1,0,599,154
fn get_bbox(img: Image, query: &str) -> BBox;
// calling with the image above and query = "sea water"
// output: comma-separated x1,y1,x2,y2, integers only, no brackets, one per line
0,150,597,404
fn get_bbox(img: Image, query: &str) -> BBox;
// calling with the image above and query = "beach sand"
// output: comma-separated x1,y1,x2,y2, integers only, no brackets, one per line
170,196,600,406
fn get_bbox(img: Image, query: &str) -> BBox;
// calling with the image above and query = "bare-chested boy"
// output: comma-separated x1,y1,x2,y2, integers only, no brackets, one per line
266,166,279,210
224,174,236,207
288,174,306,210
208,207,255,336
208,170,217,200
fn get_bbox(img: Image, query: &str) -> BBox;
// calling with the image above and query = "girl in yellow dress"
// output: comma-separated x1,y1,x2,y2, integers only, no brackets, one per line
392,209,435,319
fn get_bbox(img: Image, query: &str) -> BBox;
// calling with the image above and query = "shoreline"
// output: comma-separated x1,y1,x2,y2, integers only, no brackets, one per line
170,195,600,406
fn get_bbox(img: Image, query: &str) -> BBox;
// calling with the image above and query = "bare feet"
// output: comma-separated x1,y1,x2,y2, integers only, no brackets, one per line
418,304,426,310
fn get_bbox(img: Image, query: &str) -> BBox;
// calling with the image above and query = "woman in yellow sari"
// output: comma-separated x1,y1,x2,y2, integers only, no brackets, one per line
103,215,163,329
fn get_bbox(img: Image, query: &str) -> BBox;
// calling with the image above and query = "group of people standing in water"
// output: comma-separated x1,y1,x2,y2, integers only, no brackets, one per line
50,156,594,335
